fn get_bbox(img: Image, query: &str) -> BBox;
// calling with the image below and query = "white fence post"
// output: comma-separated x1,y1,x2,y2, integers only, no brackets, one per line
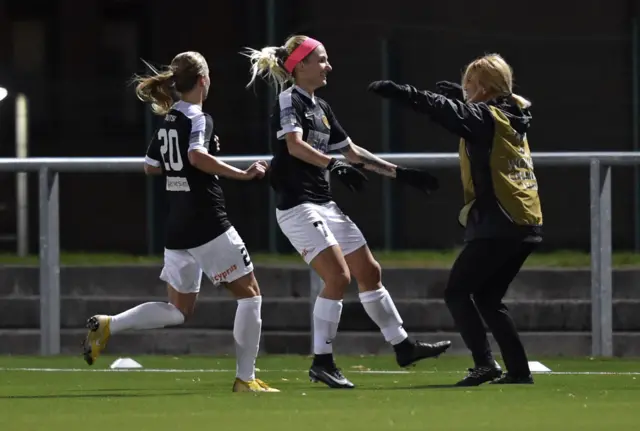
38,167,60,355
589,160,613,357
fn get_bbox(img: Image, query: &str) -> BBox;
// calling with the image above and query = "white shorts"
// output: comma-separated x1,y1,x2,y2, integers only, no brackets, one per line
276,201,367,264
160,226,254,294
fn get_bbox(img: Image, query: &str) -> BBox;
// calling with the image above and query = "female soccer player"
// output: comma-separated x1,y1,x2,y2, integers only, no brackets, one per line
369,53,543,386
243,36,451,389
82,51,279,393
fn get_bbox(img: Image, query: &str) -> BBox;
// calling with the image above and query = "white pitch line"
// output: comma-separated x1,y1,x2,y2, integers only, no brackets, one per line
0,368,407,374
0,368,639,376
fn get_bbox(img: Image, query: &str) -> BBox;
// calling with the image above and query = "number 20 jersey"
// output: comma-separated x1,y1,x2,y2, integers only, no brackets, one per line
145,100,231,250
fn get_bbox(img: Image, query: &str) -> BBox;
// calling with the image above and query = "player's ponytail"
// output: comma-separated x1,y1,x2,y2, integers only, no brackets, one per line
133,61,175,116
243,46,292,94
132,53,208,116
242,35,312,95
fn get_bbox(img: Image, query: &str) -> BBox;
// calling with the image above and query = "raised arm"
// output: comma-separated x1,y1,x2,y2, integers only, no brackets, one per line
340,142,396,178
324,104,439,195
368,80,493,142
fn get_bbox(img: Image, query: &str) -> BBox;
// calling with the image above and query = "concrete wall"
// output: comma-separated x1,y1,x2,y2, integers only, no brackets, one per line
2,264,639,357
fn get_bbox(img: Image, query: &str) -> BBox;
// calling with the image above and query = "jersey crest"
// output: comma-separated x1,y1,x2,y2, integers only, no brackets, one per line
321,114,330,129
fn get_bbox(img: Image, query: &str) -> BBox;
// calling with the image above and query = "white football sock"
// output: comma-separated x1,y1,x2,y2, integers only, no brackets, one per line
359,287,408,345
109,302,185,334
313,297,343,355
234,296,262,382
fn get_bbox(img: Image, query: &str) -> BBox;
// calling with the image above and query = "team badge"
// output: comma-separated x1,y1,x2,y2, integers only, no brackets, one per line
322,115,330,129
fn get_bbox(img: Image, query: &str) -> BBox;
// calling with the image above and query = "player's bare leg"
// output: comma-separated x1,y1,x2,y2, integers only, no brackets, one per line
225,272,279,393
308,245,355,389
82,285,191,365
344,245,451,367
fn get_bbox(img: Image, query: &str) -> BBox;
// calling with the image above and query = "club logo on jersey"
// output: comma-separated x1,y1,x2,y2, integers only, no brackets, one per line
321,115,330,129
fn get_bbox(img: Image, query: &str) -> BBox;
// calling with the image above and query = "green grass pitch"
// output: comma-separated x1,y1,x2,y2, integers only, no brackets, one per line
1,354,639,430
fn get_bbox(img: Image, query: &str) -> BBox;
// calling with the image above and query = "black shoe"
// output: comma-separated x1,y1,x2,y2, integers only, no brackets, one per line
490,373,534,385
455,366,503,387
309,364,355,389
395,339,452,368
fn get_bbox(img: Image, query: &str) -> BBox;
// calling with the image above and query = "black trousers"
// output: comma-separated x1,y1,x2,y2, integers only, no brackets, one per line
444,239,536,376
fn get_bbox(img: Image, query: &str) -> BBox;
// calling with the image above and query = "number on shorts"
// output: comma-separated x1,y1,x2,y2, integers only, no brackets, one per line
240,246,252,267
313,220,329,238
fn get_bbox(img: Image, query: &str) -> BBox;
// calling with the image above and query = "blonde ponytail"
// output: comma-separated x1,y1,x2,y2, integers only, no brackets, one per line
133,64,175,116
242,35,311,94
242,46,292,94
131,53,209,116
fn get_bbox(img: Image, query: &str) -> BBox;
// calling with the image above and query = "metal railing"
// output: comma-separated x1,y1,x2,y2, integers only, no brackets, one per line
1,151,639,357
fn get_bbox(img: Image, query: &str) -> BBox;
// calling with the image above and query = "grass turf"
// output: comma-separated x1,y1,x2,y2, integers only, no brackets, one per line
0,355,639,430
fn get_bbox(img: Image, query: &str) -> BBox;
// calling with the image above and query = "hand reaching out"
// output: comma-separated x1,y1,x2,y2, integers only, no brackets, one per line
244,160,268,180
327,158,368,192
395,167,439,195
367,80,408,100
435,81,464,100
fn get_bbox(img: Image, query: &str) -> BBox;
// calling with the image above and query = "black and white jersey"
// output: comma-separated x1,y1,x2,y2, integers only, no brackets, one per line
269,85,350,210
145,100,231,250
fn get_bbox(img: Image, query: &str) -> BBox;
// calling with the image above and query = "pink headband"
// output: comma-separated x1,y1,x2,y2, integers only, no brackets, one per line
284,38,322,73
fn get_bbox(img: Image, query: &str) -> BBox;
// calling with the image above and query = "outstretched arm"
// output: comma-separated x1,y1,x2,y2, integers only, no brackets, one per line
341,140,439,195
340,141,397,178
323,103,397,178
188,150,266,180
322,100,436,194
368,80,493,142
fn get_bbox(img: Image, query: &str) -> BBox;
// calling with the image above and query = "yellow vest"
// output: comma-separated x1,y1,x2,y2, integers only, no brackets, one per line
458,105,543,228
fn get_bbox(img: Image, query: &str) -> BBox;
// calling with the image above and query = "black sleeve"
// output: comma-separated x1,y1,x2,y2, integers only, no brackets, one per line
389,85,494,142
321,102,350,151
276,92,305,140
186,113,208,153
144,131,162,168
202,114,215,154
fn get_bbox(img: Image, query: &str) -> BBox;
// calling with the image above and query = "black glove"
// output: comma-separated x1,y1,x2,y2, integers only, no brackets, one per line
367,80,408,100
435,80,464,100
395,166,439,195
327,158,368,193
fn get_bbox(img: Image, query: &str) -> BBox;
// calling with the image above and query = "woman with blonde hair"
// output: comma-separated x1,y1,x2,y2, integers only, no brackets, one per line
242,35,450,389
82,51,279,393
369,53,543,386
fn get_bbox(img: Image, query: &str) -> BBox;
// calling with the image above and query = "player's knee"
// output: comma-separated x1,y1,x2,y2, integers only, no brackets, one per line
323,268,351,294
444,284,469,307
167,287,197,322
471,293,498,312
172,303,194,321
243,278,261,297
444,269,477,307
358,259,381,289
225,272,261,299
